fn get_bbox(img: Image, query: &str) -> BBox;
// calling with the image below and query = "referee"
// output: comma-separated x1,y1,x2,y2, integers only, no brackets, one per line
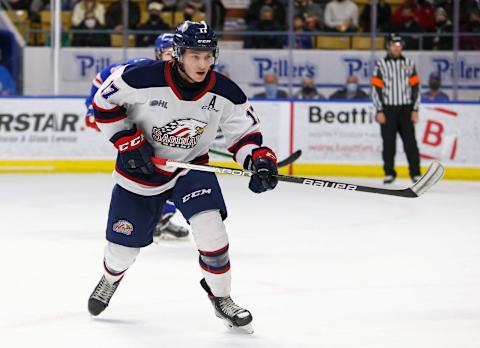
371,33,421,184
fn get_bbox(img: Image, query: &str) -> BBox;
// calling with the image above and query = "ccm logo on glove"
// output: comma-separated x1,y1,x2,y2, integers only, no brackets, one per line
114,131,145,153
251,147,277,165
110,125,155,175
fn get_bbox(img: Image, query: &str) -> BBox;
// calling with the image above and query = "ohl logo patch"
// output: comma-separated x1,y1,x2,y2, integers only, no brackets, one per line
152,119,207,149
113,220,134,235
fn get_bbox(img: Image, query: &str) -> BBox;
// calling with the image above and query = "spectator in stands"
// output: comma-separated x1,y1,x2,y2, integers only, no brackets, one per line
0,63,15,96
254,73,289,99
360,0,391,32
29,0,76,12
72,10,110,47
433,0,453,13
391,6,422,49
210,0,226,31
434,0,478,24
414,0,435,31
392,0,435,33
421,72,449,102
244,6,285,49
136,2,170,47
72,0,105,27
29,0,76,22
160,0,177,11
295,0,325,30
106,0,140,32
245,0,286,28
1,0,28,10
329,75,369,100
460,8,480,50
425,7,453,50
176,0,204,11
460,0,480,24
177,0,205,21
294,77,325,99
324,0,359,32
291,15,313,48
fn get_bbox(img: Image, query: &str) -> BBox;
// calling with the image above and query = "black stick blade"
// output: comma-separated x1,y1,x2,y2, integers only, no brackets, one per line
278,149,302,167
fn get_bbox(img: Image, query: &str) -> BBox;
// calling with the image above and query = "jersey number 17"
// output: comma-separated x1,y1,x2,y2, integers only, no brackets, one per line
101,81,120,99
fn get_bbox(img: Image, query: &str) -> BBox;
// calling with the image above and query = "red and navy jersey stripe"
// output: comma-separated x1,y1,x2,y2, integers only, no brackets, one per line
93,102,127,123
228,132,263,161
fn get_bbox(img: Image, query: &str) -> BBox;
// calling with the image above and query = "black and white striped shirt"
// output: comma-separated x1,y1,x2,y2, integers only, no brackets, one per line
371,55,420,111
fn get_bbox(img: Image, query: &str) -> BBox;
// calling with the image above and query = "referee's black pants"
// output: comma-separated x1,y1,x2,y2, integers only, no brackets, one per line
380,105,421,178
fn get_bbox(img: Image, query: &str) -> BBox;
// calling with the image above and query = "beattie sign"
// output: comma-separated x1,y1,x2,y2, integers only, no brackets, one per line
417,106,459,161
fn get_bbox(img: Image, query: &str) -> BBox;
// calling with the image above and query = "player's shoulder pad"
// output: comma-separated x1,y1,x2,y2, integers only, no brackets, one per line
121,60,168,89
211,72,247,105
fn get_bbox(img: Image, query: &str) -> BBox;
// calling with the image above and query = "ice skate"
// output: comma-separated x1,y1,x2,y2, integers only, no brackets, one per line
200,278,253,334
153,217,189,241
88,275,122,316
383,175,396,185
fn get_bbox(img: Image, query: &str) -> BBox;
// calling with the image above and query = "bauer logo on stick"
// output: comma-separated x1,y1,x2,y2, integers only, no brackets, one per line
112,220,134,235
302,179,357,190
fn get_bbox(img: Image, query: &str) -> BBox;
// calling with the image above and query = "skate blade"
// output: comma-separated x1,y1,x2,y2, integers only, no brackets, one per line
222,320,254,334
153,233,190,243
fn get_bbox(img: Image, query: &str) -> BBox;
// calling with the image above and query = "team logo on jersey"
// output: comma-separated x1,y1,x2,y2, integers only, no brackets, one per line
112,220,134,235
152,119,207,149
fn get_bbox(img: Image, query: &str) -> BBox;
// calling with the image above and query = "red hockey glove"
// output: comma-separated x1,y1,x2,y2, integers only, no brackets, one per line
85,106,100,131
85,114,100,131
110,125,155,175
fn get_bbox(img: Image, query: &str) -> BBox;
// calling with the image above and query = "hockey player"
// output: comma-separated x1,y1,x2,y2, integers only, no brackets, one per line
88,21,278,334
84,34,188,240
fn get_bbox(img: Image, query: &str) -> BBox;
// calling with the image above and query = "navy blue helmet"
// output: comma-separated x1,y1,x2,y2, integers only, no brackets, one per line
173,21,218,65
155,33,174,57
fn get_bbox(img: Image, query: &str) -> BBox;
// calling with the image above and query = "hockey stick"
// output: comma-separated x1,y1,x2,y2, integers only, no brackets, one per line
208,148,303,168
151,157,444,198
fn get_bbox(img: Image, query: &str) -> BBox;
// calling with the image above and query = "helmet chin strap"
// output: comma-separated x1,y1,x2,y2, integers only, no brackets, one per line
177,62,197,84
175,60,213,85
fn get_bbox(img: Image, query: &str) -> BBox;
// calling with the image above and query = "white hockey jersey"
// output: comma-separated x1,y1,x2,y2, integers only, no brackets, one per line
93,60,263,196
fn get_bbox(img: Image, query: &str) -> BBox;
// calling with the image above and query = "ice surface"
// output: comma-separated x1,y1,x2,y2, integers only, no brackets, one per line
0,174,479,348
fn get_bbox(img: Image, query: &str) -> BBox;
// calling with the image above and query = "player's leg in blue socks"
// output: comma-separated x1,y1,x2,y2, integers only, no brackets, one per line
154,201,189,240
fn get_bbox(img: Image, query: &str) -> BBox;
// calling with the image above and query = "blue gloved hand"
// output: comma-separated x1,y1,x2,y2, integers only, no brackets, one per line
244,147,278,193
85,105,100,131
110,125,155,175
